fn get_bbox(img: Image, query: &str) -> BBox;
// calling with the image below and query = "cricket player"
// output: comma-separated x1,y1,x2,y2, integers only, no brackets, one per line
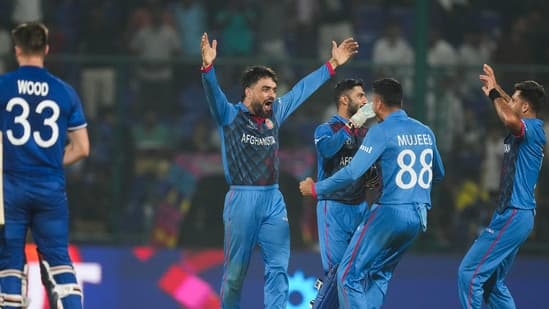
300,78,445,309
200,32,358,308
0,22,89,308
457,64,546,309
311,78,379,308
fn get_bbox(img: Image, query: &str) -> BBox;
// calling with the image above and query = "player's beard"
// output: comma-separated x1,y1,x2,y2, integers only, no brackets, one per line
347,99,361,117
250,99,273,118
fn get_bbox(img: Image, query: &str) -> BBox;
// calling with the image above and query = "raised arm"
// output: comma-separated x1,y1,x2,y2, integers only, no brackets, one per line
275,38,359,123
201,32,237,125
480,64,523,135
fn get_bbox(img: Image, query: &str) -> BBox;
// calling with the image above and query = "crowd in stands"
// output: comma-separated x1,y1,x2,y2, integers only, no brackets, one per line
1,0,548,252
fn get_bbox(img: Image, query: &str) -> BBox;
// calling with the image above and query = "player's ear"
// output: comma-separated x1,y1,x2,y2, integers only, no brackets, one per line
44,44,50,56
340,95,348,106
522,101,530,114
244,87,251,99
14,46,22,57
373,99,381,111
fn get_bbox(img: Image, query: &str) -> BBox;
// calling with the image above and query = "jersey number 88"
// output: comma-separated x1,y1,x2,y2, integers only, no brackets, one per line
395,148,433,189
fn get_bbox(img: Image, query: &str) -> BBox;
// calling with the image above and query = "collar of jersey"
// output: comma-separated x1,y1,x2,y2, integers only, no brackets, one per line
18,65,47,72
385,109,407,121
332,114,349,124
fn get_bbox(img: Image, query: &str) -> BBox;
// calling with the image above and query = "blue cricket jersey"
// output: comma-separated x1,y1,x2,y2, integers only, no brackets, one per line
0,66,87,178
315,115,369,204
497,118,545,212
315,110,445,208
202,64,333,186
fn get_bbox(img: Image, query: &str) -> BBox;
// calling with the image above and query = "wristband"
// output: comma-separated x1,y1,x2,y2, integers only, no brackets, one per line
488,88,501,101
201,63,213,73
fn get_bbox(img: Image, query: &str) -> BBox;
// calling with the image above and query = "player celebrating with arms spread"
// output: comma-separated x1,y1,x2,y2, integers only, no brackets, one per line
457,64,546,309
200,33,358,308
300,78,445,309
0,22,89,308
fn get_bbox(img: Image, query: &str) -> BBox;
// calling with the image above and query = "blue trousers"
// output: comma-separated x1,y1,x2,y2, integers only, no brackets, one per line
220,185,290,309
0,174,81,308
337,204,425,309
316,200,367,273
458,208,534,309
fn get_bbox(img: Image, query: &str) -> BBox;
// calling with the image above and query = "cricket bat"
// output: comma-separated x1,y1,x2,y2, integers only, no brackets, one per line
0,131,4,226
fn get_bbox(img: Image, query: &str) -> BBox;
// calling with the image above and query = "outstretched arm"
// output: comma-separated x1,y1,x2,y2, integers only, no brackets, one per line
201,32,236,125
300,127,386,197
275,38,359,123
480,64,523,135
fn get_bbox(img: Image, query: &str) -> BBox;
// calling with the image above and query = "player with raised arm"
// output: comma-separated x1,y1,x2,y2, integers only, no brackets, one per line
300,78,445,309
457,64,546,309
311,78,378,308
0,22,89,308
200,33,358,308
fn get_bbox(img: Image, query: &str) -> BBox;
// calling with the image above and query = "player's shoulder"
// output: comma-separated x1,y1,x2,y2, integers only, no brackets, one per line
523,117,543,128
314,120,335,136
47,71,73,89
406,116,435,134
47,72,80,98
0,70,17,83
317,115,340,128
523,118,546,143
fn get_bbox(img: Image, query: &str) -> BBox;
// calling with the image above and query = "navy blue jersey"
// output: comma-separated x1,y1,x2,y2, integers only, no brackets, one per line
202,64,333,185
0,66,87,177
497,119,545,212
315,115,368,204
315,110,445,208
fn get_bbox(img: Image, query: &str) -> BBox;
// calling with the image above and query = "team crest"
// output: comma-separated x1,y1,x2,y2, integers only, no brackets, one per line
265,118,274,129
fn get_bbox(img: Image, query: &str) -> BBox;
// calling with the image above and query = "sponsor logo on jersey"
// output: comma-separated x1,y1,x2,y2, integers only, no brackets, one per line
265,118,274,129
359,145,373,153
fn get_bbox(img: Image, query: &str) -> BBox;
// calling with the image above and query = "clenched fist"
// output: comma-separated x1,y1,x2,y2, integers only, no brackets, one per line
299,177,315,196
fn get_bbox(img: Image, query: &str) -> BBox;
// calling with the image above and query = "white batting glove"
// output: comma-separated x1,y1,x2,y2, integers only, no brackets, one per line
348,103,375,128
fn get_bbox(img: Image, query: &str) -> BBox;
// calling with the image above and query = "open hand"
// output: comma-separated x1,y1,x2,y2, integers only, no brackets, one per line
201,32,217,68
299,177,315,196
329,38,359,69
479,64,497,96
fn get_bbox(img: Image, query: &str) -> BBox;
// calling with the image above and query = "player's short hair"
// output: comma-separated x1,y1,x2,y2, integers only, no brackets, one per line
334,78,364,106
241,66,278,100
514,80,545,113
11,22,49,55
372,78,402,108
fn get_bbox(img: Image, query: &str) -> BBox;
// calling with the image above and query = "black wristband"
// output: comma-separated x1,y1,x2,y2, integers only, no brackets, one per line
488,88,501,101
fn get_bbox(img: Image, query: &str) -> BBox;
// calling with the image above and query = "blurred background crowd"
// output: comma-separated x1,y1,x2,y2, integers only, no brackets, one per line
1,0,548,254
